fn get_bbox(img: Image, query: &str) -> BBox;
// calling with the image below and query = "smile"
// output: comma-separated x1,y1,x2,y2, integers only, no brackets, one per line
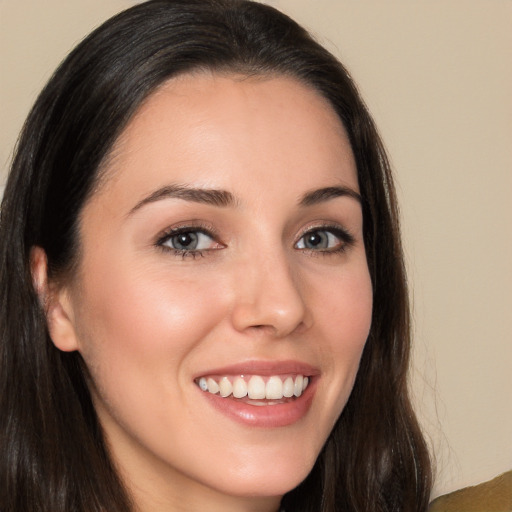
195,361,318,427
196,374,310,401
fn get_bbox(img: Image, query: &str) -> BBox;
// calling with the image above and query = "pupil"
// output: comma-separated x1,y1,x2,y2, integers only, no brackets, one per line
173,232,197,250
309,234,320,246
307,232,326,248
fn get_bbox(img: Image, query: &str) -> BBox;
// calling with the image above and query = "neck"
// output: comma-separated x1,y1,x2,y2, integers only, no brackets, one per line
110,435,283,512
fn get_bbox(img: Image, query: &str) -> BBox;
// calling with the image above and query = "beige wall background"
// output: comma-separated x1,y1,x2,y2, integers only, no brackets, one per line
1,0,511,499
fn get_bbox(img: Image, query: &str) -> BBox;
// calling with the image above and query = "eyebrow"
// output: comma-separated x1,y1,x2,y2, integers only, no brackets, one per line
128,183,361,215
299,186,362,207
129,184,237,214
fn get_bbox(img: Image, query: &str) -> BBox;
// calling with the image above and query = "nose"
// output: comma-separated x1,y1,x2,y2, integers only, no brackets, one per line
230,249,309,338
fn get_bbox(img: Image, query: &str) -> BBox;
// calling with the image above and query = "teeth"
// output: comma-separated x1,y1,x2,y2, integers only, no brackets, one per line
247,376,266,399
219,377,233,397
283,377,294,397
207,377,219,394
232,377,248,398
198,377,208,391
294,375,304,397
266,376,283,399
197,374,310,401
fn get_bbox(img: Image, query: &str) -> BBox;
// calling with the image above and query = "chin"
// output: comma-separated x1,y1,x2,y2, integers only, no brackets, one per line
205,444,318,499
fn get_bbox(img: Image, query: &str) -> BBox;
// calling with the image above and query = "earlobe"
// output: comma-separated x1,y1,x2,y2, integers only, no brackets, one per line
30,246,80,353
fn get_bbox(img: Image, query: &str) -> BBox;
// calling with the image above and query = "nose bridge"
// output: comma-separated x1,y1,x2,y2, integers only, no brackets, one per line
230,243,308,337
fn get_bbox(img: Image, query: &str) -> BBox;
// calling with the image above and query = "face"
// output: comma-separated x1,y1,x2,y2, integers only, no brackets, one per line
50,73,373,511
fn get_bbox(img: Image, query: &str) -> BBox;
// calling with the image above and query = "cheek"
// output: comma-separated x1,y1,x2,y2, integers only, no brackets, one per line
73,261,228,401
72,263,234,467
336,270,372,364
311,265,373,415
313,261,373,350
83,260,222,341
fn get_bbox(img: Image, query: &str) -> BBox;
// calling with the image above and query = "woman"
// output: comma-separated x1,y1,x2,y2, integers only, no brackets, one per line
0,1,432,510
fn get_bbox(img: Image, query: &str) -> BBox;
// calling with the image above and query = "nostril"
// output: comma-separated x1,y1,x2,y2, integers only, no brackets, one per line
230,273,308,336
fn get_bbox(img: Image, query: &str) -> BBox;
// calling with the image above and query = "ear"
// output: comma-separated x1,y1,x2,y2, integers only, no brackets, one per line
30,246,80,352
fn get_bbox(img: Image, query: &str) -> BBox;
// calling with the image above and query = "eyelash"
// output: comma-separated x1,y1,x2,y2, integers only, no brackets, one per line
156,223,222,259
297,224,356,255
155,223,355,260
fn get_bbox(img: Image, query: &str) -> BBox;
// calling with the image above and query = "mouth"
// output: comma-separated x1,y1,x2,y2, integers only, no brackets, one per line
194,362,318,427
195,374,310,403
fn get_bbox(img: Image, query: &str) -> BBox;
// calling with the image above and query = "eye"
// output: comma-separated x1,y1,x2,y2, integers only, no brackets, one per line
295,227,354,252
157,226,222,255
164,231,213,251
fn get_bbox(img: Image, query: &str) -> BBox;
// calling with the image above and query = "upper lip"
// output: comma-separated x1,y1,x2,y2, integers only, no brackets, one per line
193,359,319,379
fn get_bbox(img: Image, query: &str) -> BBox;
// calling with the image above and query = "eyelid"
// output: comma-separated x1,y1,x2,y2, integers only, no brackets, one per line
295,223,356,251
155,222,224,252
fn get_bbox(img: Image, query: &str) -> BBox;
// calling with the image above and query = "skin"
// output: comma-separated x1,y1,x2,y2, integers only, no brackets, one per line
39,73,373,511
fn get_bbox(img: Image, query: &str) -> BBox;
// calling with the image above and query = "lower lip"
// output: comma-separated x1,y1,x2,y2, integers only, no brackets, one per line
198,378,317,428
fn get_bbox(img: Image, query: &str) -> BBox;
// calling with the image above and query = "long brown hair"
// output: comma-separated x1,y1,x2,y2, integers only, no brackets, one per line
0,1,432,510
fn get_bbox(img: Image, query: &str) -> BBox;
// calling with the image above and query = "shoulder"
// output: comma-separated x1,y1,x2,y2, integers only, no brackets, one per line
429,470,512,512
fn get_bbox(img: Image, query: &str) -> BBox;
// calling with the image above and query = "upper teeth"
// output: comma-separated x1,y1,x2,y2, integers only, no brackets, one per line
197,374,309,400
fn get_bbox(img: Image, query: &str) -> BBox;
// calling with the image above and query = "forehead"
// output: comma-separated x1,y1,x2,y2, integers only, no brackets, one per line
95,71,358,206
